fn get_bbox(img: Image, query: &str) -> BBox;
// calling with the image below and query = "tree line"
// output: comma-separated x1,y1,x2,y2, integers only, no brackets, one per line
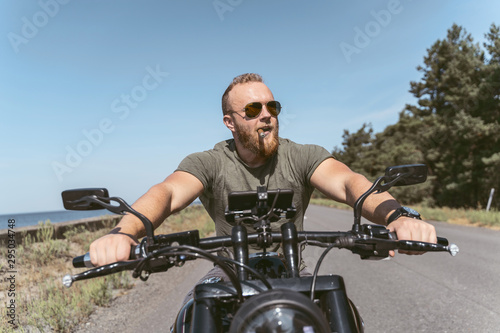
333,23,500,209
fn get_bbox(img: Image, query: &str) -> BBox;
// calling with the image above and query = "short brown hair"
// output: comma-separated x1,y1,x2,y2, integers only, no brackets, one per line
222,73,263,115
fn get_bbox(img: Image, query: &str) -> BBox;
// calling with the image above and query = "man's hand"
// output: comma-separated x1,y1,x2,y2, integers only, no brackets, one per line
89,232,138,267
386,217,437,256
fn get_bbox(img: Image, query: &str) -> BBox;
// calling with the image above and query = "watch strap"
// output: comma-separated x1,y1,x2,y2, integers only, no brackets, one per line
387,206,421,225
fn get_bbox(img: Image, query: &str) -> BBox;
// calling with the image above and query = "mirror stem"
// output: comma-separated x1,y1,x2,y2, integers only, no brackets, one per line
352,176,385,232
352,173,407,233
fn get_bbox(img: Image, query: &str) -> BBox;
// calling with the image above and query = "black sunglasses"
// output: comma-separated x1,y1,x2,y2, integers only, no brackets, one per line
231,101,281,118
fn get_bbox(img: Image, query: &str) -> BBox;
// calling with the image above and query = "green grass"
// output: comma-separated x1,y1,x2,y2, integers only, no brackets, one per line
0,205,213,332
416,205,500,228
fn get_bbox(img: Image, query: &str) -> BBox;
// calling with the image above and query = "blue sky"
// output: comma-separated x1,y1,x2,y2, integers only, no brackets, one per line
1,0,499,214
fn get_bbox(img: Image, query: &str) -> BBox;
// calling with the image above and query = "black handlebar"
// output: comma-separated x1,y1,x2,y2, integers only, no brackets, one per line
70,229,454,270
63,228,458,288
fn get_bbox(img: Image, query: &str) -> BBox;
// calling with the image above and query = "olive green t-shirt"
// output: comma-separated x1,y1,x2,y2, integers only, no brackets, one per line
176,137,333,253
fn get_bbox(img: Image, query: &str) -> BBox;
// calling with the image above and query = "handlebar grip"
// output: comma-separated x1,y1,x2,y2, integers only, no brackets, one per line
72,245,139,268
437,237,448,246
73,253,93,268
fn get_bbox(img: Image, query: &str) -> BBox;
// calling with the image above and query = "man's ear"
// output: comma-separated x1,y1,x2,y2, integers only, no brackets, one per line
223,114,236,133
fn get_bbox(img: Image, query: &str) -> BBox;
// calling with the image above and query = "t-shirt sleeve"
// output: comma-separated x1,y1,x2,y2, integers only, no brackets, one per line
300,144,334,184
175,151,215,190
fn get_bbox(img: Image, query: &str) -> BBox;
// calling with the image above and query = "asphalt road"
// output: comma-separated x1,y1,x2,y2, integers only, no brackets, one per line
302,205,500,332
75,205,500,332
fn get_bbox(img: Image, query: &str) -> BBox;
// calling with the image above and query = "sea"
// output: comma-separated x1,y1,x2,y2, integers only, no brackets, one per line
0,210,118,230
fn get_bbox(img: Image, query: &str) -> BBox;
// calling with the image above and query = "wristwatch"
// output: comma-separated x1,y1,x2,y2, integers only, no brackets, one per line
387,206,421,225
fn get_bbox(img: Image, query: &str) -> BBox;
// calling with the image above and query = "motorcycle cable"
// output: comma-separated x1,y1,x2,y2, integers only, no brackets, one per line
135,246,272,290
297,239,332,271
309,243,338,302
204,246,232,258
217,257,272,291
133,246,244,303
133,245,273,302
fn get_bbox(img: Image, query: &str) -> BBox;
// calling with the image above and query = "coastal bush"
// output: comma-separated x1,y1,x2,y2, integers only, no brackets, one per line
18,220,70,266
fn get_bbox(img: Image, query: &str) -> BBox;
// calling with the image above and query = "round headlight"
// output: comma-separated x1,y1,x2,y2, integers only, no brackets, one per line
229,289,330,333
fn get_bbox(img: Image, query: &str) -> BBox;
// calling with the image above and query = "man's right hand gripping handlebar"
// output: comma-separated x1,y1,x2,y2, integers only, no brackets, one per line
89,229,139,267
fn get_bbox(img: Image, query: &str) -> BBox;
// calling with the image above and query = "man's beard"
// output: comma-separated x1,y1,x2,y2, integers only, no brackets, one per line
234,121,279,160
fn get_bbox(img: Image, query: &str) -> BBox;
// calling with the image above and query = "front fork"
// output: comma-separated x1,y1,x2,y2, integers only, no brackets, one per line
320,289,364,333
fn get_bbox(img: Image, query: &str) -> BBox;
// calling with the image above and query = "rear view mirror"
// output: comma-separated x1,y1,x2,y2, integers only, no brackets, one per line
62,188,109,210
384,164,427,187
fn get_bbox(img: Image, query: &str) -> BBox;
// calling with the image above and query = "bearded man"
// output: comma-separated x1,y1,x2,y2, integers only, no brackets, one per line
88,73,436,284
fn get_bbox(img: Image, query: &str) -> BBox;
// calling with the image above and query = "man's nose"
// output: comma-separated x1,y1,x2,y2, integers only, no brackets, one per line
258,104,273,119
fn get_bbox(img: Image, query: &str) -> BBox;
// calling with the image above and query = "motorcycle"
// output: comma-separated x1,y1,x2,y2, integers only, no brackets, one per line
62,164,458,333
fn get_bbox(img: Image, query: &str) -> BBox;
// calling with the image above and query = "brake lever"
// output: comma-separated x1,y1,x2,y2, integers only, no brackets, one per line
387,232,459,256
63,260,142,288
352,225,459,259
393,239,459,256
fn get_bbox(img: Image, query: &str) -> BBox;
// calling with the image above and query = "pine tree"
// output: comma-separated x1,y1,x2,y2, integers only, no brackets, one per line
407,24,500,208
335,23,500,209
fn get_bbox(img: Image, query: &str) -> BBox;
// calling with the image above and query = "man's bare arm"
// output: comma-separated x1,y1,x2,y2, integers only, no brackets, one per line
89,171,204,266
310,158,436,253
310,158,402,224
